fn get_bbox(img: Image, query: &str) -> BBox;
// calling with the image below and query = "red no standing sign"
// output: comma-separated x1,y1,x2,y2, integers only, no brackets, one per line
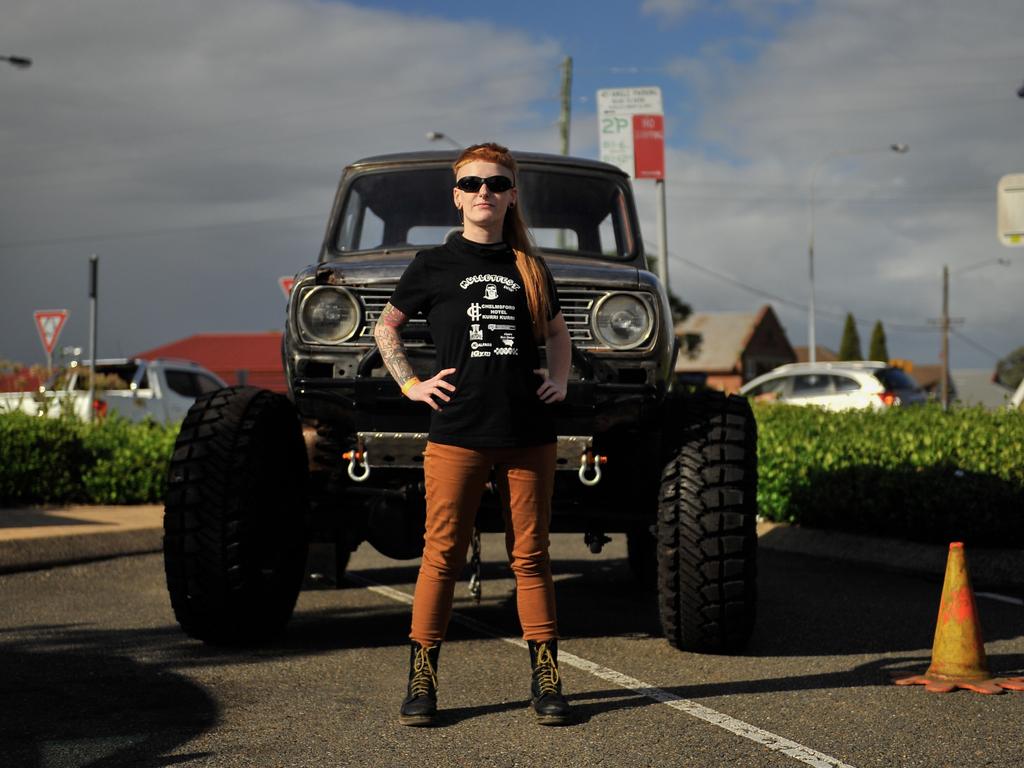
34,309,70,356
633,114,665,180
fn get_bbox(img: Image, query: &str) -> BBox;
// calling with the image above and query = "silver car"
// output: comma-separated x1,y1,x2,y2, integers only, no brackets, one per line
739,361,927,410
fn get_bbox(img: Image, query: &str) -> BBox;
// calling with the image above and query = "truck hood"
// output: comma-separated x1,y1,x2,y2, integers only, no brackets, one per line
310,250,640,289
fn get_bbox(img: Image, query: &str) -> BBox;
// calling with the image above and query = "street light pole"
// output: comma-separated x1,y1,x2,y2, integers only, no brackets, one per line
1,55,32,69
941,264,950,409
87,255,99,423
425,131,462,150
807,143,908,363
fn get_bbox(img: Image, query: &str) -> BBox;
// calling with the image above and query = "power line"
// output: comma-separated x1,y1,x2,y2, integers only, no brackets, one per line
0,212,324,251
950,329,1005,361
644,239,936,332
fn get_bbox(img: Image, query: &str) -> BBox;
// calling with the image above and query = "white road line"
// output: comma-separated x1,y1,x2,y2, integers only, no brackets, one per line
976,591,1024,606
349,574,856,768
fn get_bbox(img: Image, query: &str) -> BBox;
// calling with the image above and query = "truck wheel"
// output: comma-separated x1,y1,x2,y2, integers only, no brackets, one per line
163,386,309,644
656,391,757,653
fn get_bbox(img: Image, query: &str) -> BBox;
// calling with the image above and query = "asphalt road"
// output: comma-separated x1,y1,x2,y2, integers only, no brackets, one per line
2,534,1023,768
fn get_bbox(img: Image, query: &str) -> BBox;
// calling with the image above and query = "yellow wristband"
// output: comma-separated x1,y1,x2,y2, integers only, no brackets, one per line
400,377,421,396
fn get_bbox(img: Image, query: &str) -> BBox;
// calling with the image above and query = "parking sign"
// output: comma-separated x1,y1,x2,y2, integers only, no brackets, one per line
597,87,664,179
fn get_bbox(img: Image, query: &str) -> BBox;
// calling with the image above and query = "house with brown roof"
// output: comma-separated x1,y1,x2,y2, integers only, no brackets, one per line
674,305,796,393
136,332,286,392
793,345,839,363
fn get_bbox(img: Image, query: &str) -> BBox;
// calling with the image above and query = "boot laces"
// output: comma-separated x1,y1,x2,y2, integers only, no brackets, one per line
534,643,560,696
410,646,438,697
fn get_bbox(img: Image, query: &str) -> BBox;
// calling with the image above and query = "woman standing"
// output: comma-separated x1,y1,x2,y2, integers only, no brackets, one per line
373,143,572,726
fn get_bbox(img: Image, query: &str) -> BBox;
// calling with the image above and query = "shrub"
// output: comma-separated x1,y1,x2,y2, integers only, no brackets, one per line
755,403,1024,547
81,417,179,503
0,413,89,503
0,412,178,505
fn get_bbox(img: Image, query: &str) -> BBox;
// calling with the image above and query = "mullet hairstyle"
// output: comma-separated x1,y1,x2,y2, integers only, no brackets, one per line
453,142,551,339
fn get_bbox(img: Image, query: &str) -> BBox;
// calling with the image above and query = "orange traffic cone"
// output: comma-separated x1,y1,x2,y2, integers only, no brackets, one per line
893,542,1024,694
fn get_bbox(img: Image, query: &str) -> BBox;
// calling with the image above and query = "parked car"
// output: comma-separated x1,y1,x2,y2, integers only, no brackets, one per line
739,361,926,410
0,358,227,423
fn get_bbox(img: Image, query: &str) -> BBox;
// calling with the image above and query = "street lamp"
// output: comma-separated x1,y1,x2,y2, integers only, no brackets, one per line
807,143,908,363
1,55,32,69
425,131,462,150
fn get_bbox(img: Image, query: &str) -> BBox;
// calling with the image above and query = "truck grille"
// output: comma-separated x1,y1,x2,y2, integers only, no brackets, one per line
357,289,428,340
354,287,598,346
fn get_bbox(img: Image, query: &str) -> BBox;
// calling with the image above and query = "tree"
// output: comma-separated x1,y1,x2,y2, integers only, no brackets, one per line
868,320,888,362
667,290,691,325
995,346,1024,389
643,253,692,323
838,313,863,360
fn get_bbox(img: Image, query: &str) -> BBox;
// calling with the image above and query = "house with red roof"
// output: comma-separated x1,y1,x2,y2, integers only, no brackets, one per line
674,305,797,393
135,332,286,392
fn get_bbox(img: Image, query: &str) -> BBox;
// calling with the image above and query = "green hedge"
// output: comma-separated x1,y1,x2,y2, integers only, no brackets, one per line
0,412,178,505
755,403,1024,547
3,404,1023,548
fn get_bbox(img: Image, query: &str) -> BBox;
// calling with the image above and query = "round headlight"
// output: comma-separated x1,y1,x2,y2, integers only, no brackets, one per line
299,287,360,343
592,292,652,350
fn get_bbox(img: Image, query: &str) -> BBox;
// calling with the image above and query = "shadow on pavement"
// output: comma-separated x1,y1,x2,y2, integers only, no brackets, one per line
316,543,1023,659
561,651,1024,722
544,547,1024,658
0,635,217,767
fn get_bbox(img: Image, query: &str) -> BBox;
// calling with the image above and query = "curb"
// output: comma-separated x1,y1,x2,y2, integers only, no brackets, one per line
0,528,163,574
0,505,163,575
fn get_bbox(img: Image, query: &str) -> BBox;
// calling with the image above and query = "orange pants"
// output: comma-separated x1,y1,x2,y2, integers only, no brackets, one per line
410,440,558,646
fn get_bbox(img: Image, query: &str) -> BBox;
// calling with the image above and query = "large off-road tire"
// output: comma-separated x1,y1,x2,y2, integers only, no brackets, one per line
656,390,758,653
163,386,309,644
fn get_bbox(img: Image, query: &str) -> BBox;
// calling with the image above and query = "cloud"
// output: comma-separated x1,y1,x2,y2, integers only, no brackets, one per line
655,0,1024,365
0,0,562,365
641,0,702,23
643,0,803,26
2,0,1021,373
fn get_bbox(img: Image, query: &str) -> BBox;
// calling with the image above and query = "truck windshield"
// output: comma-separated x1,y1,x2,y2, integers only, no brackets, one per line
332,167,636,260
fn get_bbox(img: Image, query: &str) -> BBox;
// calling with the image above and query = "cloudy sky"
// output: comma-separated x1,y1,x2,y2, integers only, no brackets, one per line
2,0,1022,372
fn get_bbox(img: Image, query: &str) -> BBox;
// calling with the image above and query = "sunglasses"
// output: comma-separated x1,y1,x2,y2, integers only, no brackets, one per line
455,175,515,193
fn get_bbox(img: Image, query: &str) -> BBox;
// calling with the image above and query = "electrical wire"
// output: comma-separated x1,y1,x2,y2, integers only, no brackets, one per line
0,212,324,252
643,239,937,332
950,329,1005,361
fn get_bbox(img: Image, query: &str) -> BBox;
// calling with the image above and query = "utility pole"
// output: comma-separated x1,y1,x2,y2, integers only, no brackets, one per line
558,56,573,156
933,258,1006,409
557,56,573,250
931,264,964,410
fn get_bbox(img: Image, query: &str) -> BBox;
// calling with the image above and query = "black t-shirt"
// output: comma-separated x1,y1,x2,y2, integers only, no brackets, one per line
388,234,561,449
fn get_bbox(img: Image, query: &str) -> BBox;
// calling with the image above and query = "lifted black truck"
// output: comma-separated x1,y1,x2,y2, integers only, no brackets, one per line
163,151,758,653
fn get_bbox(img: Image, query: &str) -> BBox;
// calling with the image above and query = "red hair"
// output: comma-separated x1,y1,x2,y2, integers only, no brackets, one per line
454,143,551,339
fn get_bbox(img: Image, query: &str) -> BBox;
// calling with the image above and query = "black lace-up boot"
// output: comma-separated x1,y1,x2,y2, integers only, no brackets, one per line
399,642,441,726
528,639,571,725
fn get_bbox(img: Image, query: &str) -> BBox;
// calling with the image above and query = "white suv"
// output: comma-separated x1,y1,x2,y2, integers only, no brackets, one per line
739,361,926,411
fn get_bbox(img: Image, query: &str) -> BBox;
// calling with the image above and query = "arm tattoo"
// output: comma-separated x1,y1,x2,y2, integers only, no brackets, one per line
378,302,408,328
373,302,416,385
